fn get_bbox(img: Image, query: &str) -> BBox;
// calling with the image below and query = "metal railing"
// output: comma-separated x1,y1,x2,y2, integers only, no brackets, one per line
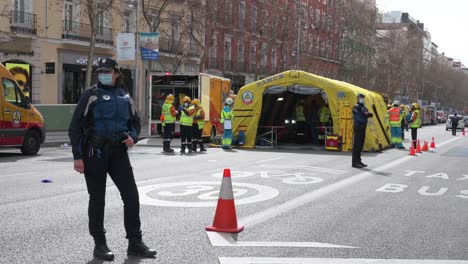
224,59,232,71
10,11,37,34
62,20,113,45
208,57,218,69
237,62,246,73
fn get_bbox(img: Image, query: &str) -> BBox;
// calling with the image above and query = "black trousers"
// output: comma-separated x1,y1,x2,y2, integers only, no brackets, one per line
180,125,193,144
401,121,405,139
83,143,141,240
193,125,202,142
452,124,458,135
163,123,175,142
411,128,418,148
352,123,366,165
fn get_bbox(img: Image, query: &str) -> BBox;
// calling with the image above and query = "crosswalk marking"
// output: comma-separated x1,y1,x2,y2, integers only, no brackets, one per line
218,257,468,264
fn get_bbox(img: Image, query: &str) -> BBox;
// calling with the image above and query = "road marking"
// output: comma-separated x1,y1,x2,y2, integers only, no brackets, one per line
139,181,279,207
260,165,346,174
218,258,468,264
256,157,286,163
1,172,36,177
239,137,460,228
207,232,357,248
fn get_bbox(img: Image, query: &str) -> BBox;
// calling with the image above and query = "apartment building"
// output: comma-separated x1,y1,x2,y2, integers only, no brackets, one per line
204,0,343,91
0,0,201,116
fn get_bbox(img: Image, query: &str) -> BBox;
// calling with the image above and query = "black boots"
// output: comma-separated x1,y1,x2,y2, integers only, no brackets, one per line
180,143,186,153
163,141,174,153
192,142,197,152
93,240,114,261
199,142,207,151
127,237,157,258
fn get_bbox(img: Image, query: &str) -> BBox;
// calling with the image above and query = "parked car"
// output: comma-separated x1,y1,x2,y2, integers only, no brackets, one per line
445,115,465,131
436,110,446,123
464,116,468,127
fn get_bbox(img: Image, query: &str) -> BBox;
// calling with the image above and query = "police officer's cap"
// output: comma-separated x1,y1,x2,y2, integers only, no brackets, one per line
96,58,119,72
357,93,365,98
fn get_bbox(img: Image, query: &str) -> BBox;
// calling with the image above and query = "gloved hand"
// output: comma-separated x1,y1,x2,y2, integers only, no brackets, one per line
368,113,374,118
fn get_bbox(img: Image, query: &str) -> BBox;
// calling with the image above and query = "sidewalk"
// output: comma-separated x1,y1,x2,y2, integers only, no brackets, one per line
43,124,165,147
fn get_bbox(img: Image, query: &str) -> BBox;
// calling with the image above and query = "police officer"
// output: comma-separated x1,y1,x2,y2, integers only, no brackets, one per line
179,96,196,153
450,112,460,136
409,103,421,149
352,93,373,168
161,94,177,152
69,58,156,260
191,98,207,152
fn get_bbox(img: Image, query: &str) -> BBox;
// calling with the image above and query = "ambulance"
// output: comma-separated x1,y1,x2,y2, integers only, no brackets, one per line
0,63,45,155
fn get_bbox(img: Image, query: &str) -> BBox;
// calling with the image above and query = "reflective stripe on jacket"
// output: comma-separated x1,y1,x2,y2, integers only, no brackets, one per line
296,105,306,122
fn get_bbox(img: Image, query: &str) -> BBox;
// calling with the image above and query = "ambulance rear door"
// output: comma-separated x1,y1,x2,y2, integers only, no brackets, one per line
0,77,29,146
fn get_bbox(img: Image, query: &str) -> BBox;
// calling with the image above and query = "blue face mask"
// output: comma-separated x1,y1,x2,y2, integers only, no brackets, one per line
98,73,114,86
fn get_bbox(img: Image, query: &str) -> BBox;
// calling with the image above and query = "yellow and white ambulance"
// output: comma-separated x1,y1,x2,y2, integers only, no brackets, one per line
0,63,45,155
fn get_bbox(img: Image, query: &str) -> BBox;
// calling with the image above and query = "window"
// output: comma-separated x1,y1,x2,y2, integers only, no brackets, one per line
272,49,277,68
225,1,232,24
239,1,245,28
251,6,257,29
123,8,136,33
64,0,74,31
171,17,180,41
238,40,244,62
224,39,231,60
3,78,24,107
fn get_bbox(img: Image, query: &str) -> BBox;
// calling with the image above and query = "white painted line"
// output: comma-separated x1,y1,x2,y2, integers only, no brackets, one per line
1,172,36,177
260,165,346,174
207,232,357,248
256,157,286,163
239,136,460,228
218,257,468,264
208,160,217,162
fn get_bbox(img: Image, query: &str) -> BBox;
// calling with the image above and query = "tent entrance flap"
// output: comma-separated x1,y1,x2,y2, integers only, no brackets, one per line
257,89,327,145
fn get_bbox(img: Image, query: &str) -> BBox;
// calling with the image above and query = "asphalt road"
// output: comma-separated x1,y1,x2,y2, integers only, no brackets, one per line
1,124,467,264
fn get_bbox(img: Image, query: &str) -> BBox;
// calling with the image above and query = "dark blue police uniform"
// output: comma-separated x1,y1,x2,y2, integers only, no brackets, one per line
352,94,373,168
69,58,155,260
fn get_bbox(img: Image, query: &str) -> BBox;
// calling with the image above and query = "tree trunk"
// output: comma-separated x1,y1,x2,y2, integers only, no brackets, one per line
85,19,97,88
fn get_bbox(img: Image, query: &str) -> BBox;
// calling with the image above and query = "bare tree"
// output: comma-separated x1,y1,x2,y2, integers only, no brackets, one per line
80,0,115,88
337,0,377,88
185,0,222,72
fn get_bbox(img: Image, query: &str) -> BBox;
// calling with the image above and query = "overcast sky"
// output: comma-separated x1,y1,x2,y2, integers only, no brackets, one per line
376,0,467,66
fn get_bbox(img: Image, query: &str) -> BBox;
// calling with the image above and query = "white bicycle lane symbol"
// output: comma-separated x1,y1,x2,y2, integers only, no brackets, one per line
139,181,279,207
211,166,346,185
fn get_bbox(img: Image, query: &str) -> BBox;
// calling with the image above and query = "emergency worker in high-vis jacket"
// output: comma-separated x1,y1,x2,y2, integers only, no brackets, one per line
161,94,177,152
387,101,405,149
221,98,234,149
409,103,421,149
191,98,207,152
179,96,196,153
68,58,156,260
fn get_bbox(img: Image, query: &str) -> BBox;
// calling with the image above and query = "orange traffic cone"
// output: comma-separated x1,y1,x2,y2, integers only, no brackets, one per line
409,141,416,156
422,141,429,152
416,140,422,153
206,169,244,233
430,137,436,148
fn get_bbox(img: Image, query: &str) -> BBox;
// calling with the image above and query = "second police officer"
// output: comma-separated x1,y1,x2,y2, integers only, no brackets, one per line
352,93,373,168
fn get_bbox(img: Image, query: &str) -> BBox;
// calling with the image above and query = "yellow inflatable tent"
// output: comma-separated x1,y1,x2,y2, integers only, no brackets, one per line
232,71,391,151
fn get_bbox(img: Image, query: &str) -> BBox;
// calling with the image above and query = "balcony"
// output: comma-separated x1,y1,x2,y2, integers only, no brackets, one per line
160,37,185,54
10,11,37,34
237,62,246,73
224,59,233,71
62,20,113,45
208,57,218,69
